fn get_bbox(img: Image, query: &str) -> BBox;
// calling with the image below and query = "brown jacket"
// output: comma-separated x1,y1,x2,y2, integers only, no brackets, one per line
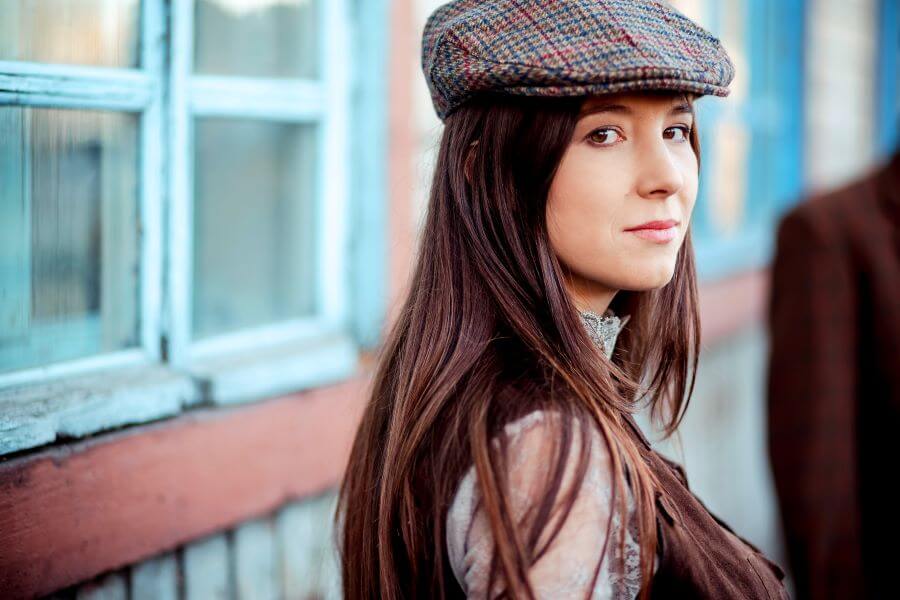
767,151,900,599
621,413,790,599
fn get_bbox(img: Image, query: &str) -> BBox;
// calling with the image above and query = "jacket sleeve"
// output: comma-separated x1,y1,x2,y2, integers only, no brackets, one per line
767,203,864,598
445,410,644,599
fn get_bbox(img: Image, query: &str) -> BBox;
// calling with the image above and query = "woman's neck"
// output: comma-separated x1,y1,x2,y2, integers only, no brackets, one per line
565,270,618,315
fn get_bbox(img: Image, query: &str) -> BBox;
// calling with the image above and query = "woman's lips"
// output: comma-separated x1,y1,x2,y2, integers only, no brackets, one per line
624,220,680,243
628,227,678,242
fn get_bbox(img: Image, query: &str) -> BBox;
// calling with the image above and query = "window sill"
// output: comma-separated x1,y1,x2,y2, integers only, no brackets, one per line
0,363,199,457
0,333,359,457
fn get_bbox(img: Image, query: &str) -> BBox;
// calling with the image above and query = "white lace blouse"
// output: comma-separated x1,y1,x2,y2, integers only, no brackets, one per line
445,309,648,599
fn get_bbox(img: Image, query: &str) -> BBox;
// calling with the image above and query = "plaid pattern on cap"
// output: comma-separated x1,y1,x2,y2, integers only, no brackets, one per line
422,0,735,120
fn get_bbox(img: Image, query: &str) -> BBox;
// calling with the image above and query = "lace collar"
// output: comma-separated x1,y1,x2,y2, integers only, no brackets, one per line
578,308,631,358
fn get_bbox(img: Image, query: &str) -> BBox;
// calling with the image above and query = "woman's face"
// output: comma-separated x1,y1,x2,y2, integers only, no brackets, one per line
546,92,698,296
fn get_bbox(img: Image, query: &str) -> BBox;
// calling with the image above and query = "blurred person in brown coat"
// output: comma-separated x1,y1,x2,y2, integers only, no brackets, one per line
767,149,900,599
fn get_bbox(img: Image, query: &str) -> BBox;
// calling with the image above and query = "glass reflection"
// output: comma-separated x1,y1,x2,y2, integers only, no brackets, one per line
195,0,319,79
0,108,141,374
0,0,140,68
193,118,318,340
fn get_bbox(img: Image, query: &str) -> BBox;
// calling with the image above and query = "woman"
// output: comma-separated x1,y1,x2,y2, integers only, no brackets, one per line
337,1,790,598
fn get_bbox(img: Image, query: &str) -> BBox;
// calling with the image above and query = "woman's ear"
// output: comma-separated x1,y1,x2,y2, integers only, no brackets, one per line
464,140,479,184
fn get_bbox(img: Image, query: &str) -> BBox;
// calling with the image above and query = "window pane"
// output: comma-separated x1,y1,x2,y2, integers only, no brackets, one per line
0,108,141,375
193,118,318,340
0,0,140,68
194,0,319,79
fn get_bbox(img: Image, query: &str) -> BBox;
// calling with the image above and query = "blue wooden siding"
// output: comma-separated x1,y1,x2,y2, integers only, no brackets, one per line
878,0,899,157
691,0,805,281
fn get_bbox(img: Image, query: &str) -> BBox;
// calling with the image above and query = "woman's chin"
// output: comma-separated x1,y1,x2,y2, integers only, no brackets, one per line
609,264,677,291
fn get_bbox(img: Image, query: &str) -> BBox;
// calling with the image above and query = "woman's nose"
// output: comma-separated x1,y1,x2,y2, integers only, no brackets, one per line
635,138,684,200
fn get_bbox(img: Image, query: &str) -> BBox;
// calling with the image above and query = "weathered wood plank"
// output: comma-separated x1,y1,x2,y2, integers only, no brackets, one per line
182,535,230,600
277,494,341,600
233,519,278,600
130,553,178,600
0,377,366,598
73,572,127,600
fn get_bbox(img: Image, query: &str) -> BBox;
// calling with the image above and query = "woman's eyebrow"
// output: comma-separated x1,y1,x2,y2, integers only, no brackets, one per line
670,102,694,116
579,103,630,117
578,102,694,118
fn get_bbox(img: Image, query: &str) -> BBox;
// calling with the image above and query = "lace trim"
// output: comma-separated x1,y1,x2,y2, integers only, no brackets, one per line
578,308,631,359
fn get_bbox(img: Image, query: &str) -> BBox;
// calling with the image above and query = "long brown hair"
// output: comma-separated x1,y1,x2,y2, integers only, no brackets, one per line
336,92,702,599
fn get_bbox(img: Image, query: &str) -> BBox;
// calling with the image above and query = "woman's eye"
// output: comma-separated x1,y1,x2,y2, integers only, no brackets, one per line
664,126,691,142
587,128,623,146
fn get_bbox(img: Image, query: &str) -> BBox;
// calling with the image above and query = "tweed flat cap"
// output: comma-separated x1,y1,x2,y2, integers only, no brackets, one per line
422,0,735,120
